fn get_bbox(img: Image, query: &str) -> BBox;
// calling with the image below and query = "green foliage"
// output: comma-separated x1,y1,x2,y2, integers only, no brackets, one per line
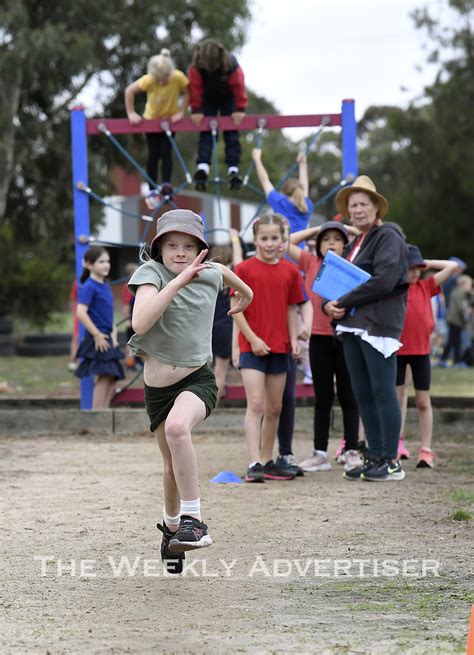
357,1,474,268
0,0,251,321
452,509,472,521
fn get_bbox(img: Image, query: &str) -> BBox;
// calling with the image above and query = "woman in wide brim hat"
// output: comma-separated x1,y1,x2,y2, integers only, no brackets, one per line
323,175,410,482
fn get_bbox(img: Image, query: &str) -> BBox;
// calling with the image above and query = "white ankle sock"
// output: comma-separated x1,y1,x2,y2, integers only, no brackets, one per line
228,166,239,175
180,498,201,521
163,508,180,531
315,450,328,459
197,163,210,174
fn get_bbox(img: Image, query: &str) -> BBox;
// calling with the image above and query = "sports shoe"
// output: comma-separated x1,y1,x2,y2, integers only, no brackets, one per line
362,459,405,482
263,460,295,481
245,462,265,483
156,522,185,574
168,515,212,553
335,438,346,463
160,182,173,197
343,449,364,471
299,451,331,472
194,169,208,191
398,436,410,460
145,190,160,210
276,454,304,477
303,374,313,385
343,457,378,480
416,448,436,469
228,171,243,190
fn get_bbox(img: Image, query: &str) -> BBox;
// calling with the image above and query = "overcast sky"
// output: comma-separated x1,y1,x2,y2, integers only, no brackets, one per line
238,0,451,122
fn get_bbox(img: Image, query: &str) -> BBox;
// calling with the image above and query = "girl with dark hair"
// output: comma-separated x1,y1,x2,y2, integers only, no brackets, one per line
75,247,125,409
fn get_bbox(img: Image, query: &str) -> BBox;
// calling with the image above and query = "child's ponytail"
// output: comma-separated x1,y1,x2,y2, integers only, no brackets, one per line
281,179,308,214
148,49,175,79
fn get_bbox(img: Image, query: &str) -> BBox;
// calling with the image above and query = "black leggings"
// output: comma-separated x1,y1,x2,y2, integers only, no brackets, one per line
309,335,359,451
145,132,173,187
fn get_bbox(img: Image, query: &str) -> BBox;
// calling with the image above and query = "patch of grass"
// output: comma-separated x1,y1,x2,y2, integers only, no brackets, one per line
450,489,474,504
430,367,474,397
452,509,472,521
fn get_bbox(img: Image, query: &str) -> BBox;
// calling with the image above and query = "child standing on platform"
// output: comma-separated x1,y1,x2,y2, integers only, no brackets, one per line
128,210,252,573
125,49,189,208
231,213,305,483
75,247,125,409
188,38,248,191
287,222,362,473
251,148,313,234
396,246,459,468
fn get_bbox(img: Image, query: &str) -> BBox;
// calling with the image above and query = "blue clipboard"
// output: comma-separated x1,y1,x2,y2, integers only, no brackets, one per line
312,250,371,300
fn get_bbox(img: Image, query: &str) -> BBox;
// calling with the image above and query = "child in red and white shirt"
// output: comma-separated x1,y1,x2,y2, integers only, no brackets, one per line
396,246,459,468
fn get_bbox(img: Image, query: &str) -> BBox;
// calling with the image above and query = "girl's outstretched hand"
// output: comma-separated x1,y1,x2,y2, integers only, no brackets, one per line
251,148,262,161
175,249,209,288
227,292,252,316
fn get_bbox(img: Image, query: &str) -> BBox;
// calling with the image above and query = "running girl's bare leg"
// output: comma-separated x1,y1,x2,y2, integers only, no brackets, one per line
240,368,266,463
154,422,181,521
214,356,230,401
164,391,206,506
414,389,433,450
260,372,287,464
92,375,115,409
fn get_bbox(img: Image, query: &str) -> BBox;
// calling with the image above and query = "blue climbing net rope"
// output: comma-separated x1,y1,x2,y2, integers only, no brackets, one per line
77,116,351,251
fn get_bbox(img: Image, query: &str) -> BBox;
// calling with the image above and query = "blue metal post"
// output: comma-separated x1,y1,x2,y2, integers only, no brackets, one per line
341,99,358,181
70,107,93,410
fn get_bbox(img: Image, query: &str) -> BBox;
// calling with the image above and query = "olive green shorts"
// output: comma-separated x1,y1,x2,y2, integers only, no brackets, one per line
144,365,218,433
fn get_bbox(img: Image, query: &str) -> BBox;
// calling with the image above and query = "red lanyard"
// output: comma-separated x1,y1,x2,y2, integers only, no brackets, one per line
348,234,365,262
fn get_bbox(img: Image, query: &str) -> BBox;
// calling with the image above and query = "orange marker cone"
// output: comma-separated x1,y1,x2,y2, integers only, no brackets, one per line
466,605,474,655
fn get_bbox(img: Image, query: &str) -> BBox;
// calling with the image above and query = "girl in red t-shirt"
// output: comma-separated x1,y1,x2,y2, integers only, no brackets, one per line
231,213,305,483
396,246,459,468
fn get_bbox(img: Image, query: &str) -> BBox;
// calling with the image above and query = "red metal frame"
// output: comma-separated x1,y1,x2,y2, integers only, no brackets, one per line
86,113,342,136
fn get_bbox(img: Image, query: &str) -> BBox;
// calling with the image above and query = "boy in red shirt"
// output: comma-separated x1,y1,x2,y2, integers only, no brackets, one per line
396,246,459,468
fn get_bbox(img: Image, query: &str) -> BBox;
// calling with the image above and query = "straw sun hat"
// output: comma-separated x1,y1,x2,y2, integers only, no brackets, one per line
335,175,389,220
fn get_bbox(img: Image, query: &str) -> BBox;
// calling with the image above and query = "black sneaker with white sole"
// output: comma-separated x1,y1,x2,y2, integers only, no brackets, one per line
156,522,185,574
245,462,265,483
343,457,378,480
194,169,208,191
168,515,212,553
362,459,406,481
228,172,243,190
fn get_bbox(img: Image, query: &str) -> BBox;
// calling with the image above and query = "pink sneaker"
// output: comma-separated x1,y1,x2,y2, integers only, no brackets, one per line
416,448,436,469
397,436,410,460
335,438,346,463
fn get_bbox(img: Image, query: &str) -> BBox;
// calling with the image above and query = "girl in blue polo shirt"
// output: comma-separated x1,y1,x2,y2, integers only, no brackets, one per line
75,247,125,408
251,148,313,233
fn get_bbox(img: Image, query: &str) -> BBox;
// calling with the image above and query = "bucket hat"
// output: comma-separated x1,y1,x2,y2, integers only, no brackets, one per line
150,209,209,259
315,221,349,257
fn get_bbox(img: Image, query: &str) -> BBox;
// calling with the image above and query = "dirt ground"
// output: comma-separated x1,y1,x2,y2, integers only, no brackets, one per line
1,408,473,654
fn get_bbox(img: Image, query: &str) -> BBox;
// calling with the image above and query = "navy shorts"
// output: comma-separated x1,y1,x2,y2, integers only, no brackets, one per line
239,352,290,375
396,354,431,391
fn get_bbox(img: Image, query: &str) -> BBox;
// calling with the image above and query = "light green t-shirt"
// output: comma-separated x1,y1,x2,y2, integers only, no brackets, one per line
127,260,223,367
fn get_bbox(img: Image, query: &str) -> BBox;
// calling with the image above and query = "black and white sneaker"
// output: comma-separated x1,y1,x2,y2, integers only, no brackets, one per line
156,522,185,574
194,169,208,191
168,515,212,553
362,459,405,482
228,172,243,190
245,462,265,483
343,457,378,481
263,460,295,481
276,454,304,477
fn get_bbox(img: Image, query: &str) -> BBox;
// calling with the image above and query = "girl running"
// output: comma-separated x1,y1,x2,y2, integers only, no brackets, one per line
128,209,252,573
75,247,125,409
231,213,305,483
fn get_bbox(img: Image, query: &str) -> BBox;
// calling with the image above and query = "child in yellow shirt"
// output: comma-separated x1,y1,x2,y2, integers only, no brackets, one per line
125,49,189,207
